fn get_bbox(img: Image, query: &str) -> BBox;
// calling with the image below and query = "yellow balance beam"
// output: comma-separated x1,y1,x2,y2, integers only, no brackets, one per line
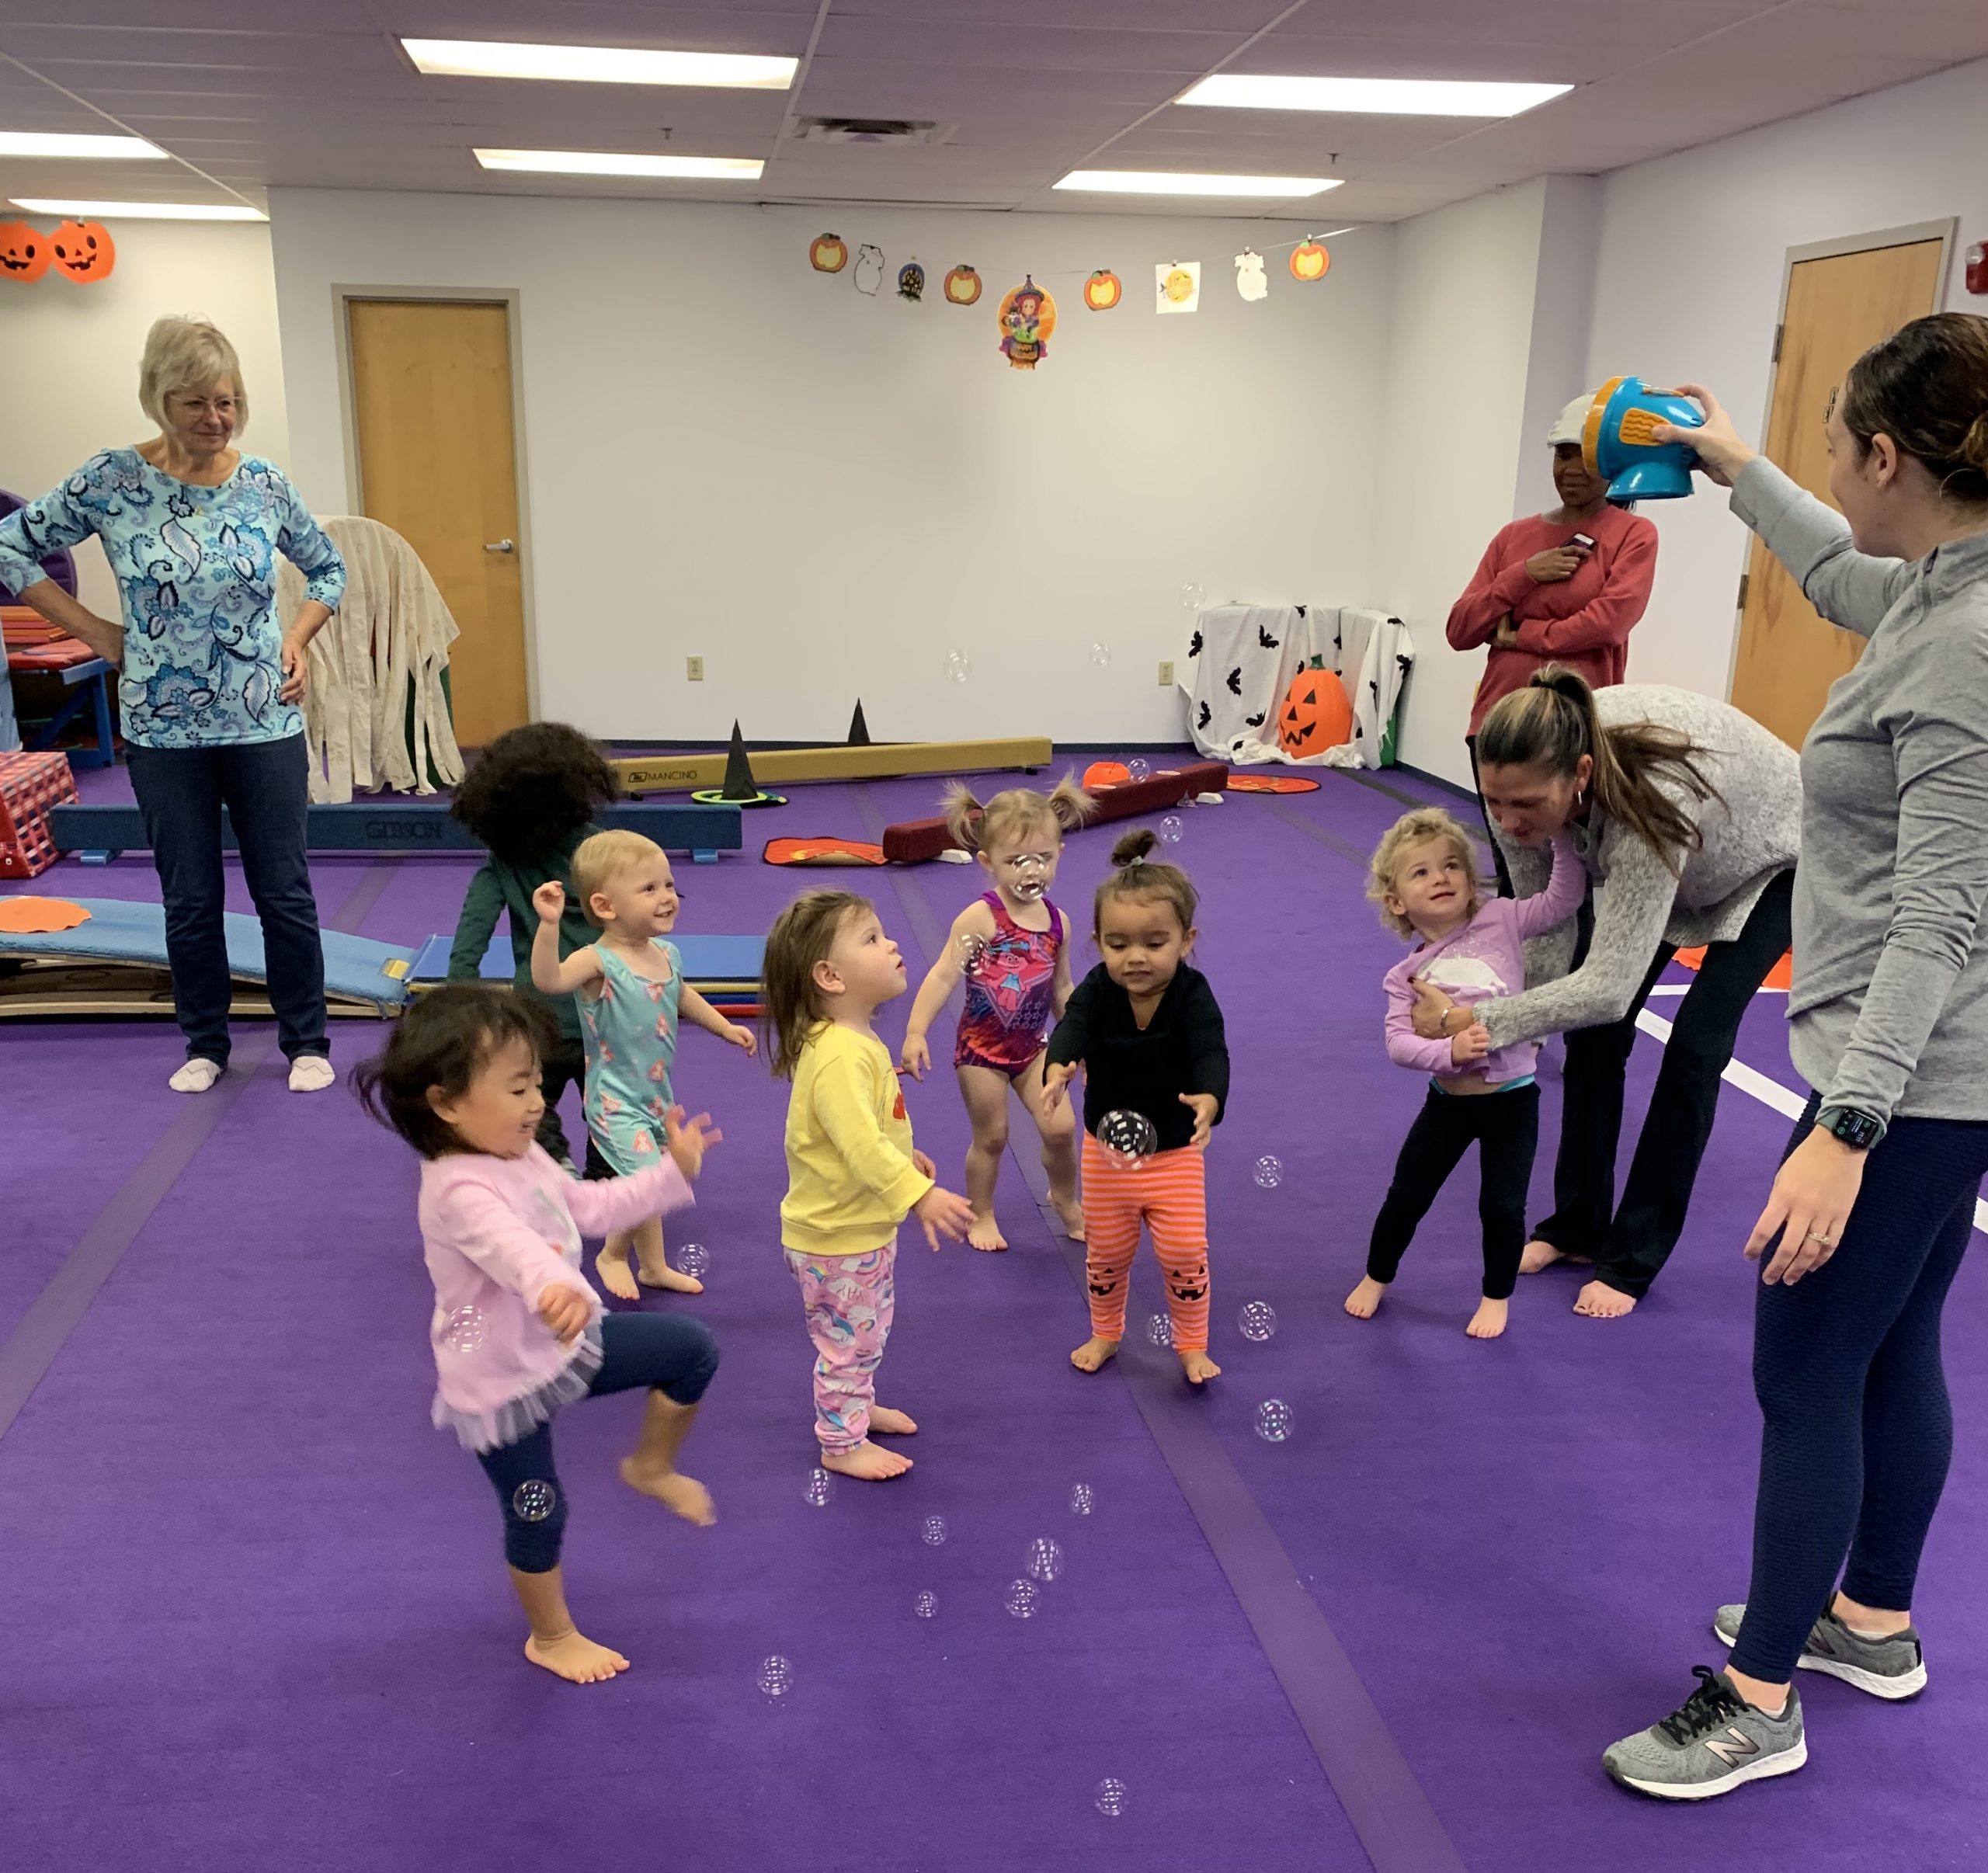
611,738,1053,796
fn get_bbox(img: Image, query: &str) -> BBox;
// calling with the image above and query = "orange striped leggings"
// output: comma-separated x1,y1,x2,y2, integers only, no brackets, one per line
1080,1133,1211,1353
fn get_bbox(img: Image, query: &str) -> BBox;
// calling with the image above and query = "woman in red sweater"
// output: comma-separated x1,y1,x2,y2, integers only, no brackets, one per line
1449,394,1659,888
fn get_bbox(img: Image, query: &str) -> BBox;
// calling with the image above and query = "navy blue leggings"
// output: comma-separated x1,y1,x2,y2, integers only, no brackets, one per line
477,1311,719,1574
1731,1101,1988,1682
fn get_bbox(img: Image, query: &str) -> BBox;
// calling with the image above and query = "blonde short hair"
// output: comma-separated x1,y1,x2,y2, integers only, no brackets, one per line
138,316,248,436
1368,808,1485,939
571,829,665,925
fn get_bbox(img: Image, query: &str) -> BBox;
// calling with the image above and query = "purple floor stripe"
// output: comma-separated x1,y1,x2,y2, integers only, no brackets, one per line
854,787,1468,1873
0,860,401,1442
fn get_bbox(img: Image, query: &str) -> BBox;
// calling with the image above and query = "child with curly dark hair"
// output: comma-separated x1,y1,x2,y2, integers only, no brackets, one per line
448,722,619,1166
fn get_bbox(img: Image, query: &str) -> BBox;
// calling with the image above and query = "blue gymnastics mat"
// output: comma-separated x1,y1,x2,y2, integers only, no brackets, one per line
406,929,764,989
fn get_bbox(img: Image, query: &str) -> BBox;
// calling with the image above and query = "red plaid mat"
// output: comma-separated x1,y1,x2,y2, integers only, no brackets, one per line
0,749,78,879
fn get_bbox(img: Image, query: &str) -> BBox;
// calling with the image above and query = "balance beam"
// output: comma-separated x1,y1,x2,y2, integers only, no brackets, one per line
47,801,746,866
610,738,1052,796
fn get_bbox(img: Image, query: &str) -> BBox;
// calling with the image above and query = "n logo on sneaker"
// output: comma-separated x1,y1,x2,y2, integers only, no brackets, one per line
1704,1728,1760,1769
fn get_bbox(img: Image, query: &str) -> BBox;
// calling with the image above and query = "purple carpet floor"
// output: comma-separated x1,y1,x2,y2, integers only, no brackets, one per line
5,756,1986,1872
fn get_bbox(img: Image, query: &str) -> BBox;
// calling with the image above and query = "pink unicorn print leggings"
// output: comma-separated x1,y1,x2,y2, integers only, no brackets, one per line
784,1237,898,1451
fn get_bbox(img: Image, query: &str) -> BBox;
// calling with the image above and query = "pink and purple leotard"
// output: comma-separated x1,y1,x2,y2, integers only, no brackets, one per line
954,891,1064,1077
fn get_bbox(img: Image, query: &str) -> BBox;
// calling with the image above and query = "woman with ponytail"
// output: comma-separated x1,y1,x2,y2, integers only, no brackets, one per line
1413,666,1800,1319
1597,314,1988,1800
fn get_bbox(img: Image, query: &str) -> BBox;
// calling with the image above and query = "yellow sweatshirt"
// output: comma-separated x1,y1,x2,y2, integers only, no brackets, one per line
780,1023,933,1256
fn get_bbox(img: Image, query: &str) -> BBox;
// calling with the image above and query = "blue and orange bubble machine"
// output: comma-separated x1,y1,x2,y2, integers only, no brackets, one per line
1582,376,1706,500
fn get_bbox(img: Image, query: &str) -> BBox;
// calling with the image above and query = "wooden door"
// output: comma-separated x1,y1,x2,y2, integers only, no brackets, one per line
1729,238,1945,747
347,298,529,747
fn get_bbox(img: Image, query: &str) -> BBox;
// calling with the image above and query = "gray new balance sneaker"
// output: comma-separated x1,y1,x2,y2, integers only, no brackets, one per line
1714,1603,1927,1700
1604,1667,1806,1801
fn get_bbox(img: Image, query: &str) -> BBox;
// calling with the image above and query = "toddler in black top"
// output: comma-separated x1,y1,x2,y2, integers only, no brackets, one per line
1044,829,1230,1385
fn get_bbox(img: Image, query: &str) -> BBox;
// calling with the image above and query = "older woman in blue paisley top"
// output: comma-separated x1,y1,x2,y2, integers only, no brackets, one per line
0,315,346,1093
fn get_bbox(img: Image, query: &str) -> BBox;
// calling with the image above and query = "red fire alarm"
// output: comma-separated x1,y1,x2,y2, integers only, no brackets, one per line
1968,241,1988,296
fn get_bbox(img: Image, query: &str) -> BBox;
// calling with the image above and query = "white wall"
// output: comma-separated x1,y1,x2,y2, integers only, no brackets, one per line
269,189,1395,745
0,221,290,618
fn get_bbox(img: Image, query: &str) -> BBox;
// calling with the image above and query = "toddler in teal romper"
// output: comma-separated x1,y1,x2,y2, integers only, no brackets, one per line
581,939,684,1173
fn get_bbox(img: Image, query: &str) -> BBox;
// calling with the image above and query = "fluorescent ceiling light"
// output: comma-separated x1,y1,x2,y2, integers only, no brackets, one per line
474,148,763,180
405,38,795,89
1178,75,1571,116
10,197,265,221
0,131,166,158
1055,170,1340,199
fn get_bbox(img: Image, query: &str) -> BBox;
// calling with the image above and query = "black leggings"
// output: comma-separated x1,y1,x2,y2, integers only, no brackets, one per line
1730,1101,1988,1683
476,1311,719,1573
1367,1082,1540,1301
1533,869,1794,1299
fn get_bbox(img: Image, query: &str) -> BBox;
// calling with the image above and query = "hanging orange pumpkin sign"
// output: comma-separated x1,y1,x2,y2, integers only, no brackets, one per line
1289,241,1330,283
50,219,115,283
944,263,982,306
810,232,848,273
1083,269,1122,312
0,220,50,283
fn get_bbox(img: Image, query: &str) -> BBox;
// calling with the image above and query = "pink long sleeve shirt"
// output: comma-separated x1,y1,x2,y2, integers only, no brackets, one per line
1382,838,1585,1086
419,1146,693,1451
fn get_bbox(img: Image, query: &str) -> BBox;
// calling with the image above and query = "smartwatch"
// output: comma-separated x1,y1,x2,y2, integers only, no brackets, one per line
1816,1105,1885,1151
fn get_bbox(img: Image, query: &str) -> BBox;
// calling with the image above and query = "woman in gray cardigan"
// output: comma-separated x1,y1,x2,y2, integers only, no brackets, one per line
1410,672,1802,1318
1600,314,1988,1799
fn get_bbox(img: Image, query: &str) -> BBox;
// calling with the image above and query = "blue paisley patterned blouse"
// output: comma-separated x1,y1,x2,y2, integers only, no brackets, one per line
0,448,346,749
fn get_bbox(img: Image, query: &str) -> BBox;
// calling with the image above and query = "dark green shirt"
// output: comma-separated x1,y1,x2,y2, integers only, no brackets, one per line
447,825,600,1041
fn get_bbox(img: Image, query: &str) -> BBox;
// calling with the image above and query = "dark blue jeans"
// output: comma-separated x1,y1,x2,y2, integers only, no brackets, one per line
125,733,326,1065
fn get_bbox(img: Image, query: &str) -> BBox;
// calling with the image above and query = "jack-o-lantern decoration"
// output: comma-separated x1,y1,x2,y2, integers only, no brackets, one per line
1082,760,1131,791
1083,269,1121,312
0,220,50,284
50,219,115,284
1288,240,1330,283
944,263,982,306
810,232,848,273
1277,665,1353,756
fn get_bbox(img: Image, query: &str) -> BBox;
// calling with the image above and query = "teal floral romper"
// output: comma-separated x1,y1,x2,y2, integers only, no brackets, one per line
579,939,683,1175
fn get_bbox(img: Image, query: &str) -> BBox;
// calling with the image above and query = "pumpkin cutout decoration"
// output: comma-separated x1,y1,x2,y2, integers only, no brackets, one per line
1277,665,1353,756
944,263,982,306
0,220,50,284
50,219,114,284
810,233,848,273
1289,240,1330,283
1083,269,1121,312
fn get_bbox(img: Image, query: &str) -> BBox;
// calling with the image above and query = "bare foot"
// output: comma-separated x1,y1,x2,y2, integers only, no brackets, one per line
1517,1239,1564,1274
636,1261,704,1295
1573,1280,1637,1319
1053,1197,1086,1242
619,1458,716,1525
1344,1277,1388,1319
1178,1349,1222,1385
867,1406,919,1436
596,1246,641,1302
821,1439,913,1480
967,1214,1009,1253
524,1629,630,1684
1466,1297,1509,1340
1070,1336,1119,1373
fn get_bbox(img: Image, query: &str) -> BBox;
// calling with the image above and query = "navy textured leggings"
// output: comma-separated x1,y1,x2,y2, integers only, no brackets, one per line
1731,1100,1988,1683
477,1311,719,1574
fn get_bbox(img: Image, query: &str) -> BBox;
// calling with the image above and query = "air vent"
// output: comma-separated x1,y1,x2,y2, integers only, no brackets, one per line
792,116,952,146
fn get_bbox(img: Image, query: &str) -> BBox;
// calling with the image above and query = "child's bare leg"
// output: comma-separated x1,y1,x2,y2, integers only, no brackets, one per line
1345,1276,1388,1319
957,1064,1011,1251
510,1564,629,1684
596,1226,641,1301
1017,1055,1084,1239
1467,1296,1509,1339
619,1391,716,1524
634,1214,703,1294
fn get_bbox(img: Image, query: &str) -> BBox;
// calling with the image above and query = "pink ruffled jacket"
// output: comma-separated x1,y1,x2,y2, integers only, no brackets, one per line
419,1146,693,1451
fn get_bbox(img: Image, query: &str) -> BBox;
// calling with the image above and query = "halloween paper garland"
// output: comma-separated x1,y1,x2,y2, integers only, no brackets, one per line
944,264,982,305
809,232,848,273
0,215,115,285
996,275,1055,370
1235,249,1267,302
1156,260,1200,315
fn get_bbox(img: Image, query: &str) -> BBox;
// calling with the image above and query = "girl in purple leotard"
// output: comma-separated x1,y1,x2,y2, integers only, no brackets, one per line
901,778,1093,1250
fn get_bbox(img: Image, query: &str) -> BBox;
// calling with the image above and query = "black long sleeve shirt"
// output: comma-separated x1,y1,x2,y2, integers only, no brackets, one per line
1044,962,1229,1153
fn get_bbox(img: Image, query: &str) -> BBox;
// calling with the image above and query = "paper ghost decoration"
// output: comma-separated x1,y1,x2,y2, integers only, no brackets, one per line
1235,250,1267,302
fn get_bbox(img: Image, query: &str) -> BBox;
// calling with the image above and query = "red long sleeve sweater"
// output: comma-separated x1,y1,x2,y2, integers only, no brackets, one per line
1446,505,1658,735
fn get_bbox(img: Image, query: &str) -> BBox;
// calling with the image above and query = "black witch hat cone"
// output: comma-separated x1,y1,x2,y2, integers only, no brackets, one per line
846,700,872,746
691,721,786,807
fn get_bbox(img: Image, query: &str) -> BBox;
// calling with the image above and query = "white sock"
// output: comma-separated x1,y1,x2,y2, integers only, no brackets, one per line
288,1055,335,1093
169,1058,224,1094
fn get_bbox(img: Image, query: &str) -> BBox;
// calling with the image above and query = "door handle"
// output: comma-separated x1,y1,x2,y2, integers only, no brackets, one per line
484,538,515,554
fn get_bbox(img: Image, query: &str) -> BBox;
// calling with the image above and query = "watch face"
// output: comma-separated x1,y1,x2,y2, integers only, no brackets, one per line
1824,1107,1880,1148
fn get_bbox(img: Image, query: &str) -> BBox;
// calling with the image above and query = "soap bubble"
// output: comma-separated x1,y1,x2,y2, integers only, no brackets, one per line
676,1242,710,1278
1254,1399,1292,1444
1005,1578,1040,1619
914,1590,938,1619
1237,1300,1278,1343
1127,757,1152,782
1094,1777,1128,1817
1090,641,1112,667
442,1305,485,1353
1253,1155,1284,1190
803,1467,834,1507
1159,814,1183,845
1069,1482,1094,1516
944,649,972,683
757,1654,794,1699
1180,582,1205,612
512,1479,557,1522
1146,1312,1173,1348
955,930,989,973
921,1514,947,1546
1097,1108,1157,1169
1027,1535,1065,1583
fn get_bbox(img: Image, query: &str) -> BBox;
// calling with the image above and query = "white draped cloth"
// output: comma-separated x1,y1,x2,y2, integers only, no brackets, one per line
278,516,464,804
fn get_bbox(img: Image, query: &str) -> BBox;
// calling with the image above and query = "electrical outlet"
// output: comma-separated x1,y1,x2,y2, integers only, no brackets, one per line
1157,661,1174,686
686,656,704,682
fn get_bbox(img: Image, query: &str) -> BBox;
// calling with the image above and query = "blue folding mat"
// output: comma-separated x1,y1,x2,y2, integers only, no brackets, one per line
406,929,764,1003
